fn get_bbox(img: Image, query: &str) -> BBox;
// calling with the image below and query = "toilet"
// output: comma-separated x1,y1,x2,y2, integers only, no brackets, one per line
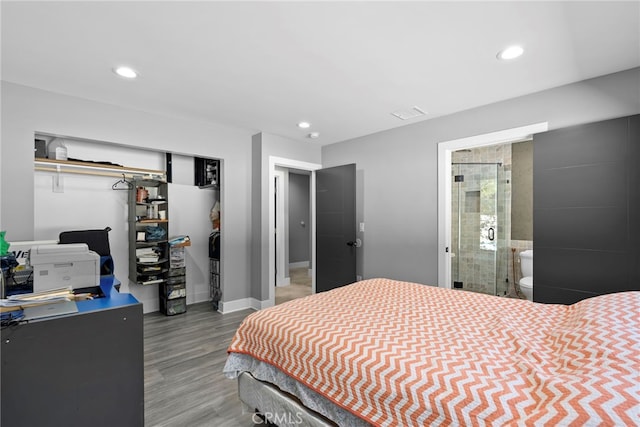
519,250,533,301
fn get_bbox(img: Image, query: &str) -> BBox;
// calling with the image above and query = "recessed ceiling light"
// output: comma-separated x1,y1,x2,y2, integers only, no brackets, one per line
298,121,311,129
308,132,320,139
497,45,524,60
113,66,138,79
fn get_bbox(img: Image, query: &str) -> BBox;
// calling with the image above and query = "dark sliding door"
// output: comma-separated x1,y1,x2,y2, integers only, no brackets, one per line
533,114,640,304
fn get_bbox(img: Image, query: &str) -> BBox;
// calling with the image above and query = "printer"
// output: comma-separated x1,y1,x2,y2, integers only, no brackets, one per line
29,243,100,293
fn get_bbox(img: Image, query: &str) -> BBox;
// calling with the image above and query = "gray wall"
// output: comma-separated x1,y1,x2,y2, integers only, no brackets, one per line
288,173,310,264
1,81,253,305
321,68,640,286
2,68,639,306
511,140,533,240
250,134,263,303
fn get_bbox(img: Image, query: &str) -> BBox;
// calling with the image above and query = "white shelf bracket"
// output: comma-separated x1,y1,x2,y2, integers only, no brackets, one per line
53,164,64,193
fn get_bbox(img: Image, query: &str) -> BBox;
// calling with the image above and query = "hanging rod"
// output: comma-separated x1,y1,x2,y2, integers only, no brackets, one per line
34,158,166,181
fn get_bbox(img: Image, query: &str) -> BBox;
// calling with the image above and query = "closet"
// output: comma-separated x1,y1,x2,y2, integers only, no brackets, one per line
533,114,640,303
33,134,222,313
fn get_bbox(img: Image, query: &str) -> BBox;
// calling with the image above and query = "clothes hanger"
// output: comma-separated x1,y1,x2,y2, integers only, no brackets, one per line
112,174,133,190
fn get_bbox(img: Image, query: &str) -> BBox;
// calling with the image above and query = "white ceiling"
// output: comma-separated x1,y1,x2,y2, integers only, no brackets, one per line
2,1,639,145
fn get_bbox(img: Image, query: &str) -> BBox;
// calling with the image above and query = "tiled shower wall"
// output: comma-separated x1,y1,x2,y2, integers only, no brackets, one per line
452,144,513,295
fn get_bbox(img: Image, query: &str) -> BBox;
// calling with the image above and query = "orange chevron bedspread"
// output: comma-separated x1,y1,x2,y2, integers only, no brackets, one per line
227,278,640,426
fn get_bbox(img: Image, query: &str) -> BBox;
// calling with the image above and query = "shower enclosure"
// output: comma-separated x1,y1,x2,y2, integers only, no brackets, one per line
451,162,507,296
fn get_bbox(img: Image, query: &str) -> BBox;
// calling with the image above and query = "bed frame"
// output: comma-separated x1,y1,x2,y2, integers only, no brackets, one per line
237,372,337,427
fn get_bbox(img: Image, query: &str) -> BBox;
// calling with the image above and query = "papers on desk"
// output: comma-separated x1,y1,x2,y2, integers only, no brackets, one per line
0,287,81,320
22,300,78,320
0,287,78,320
1,287,72,307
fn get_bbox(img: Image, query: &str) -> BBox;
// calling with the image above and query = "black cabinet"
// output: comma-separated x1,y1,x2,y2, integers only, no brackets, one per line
194,157,219,188
1,301,143,427
129,180,169,286
533,114,640,304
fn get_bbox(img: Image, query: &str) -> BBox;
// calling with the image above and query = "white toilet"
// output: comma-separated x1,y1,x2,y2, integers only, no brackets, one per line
519,250,533,301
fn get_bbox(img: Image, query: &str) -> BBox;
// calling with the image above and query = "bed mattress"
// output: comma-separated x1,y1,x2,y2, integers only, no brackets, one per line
225,278,640,426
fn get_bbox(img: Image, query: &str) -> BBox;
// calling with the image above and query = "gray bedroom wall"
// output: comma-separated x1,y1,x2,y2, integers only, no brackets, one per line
250,134,263,304
321,67,640,286
1,81,254,305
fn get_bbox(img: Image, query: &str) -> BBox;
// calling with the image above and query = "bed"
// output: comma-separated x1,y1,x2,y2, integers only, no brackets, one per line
223,278,639,426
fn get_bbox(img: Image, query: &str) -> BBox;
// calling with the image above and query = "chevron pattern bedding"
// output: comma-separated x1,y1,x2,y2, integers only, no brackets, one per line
227,278,639,426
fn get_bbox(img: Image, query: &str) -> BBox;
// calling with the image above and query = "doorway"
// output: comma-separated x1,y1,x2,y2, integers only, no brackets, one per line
437,122,548,290
274,168,313,305
274,170,287,287
451,161,504,295
268,157,321,307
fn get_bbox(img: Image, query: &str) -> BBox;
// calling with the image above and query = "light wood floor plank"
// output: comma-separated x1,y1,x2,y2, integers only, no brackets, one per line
275,267,312,305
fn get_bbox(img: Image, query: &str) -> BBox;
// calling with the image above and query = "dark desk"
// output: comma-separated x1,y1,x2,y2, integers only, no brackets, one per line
1,276,143,427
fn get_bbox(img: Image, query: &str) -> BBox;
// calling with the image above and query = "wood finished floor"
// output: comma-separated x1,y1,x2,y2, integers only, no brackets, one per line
144,303,256,427
275,267,312,305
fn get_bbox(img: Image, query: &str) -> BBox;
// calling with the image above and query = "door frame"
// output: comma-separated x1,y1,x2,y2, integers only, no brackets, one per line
274,169,288,287
269,156,321,307
437,122,548,289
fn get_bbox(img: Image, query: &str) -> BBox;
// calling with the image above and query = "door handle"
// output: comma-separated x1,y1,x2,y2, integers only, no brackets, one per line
347,239,362,248
488,227,495,241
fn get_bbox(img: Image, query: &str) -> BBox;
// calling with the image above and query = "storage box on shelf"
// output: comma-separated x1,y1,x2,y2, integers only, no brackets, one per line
160,236,190,316
209,230,221,310
129,179,169,287
194,157,219,188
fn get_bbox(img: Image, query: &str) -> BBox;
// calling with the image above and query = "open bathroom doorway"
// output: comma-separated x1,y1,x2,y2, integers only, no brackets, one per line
451,158,505,295
437,122,547,295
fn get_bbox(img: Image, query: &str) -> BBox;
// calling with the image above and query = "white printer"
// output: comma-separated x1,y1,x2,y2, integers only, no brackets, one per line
29,243,100,292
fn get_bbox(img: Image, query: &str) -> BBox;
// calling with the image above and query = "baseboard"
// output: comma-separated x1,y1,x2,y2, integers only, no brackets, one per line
289,261,309,269
257,298,274,310
142,294,268,314
219,297,272,313
140,289,273,315
276,276,291,287
140,289,212,314
190,289,211,305
140,298,160,314
219,298,254,313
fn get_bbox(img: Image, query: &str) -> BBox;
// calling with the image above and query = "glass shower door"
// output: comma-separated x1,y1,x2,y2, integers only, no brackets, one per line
451,163,499,295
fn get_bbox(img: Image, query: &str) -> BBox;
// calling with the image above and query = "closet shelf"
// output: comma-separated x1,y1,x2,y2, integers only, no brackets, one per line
137,219,169,224
34,158,166,181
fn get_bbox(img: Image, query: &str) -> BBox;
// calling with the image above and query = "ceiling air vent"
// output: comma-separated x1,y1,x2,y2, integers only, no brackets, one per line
391,106,428,120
